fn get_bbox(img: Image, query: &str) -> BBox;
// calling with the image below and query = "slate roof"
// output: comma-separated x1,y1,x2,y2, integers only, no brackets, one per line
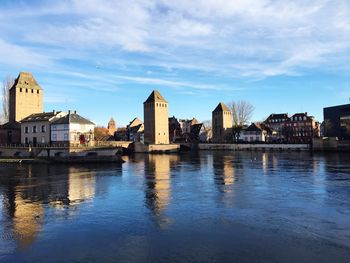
21,111,62,122
265,113,289,122
0,121,20,129
144,90,167,103
52,113,95,125
11,72,42,91
213,102,230,112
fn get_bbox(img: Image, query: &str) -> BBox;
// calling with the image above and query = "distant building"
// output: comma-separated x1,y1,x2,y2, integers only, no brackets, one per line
0,72,43,144
20,111,65,145
241,123,271,142
168,116,182,143
51,111,95,146
190,123,211,143
143,90,169,145
323,104,350,140
284,113,319,143
212,102,232,143
127,117,144,142
107,118,116,136
264,113,289,142
115,127,127,141
179,118,198,134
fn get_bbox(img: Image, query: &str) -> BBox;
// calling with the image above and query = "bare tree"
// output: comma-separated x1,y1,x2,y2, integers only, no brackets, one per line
1,76,14,124
202,119,212,130
227,100,255,141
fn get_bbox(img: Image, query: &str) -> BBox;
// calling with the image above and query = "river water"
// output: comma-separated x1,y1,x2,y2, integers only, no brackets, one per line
0,151,349,263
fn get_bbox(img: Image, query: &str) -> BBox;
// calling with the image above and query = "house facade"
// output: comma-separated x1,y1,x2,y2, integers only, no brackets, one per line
20,111,65,145
264,113,288,142
323,104,350,139
51,111,95,146
241,123,270,142
284,113,319,143
127,118,144,142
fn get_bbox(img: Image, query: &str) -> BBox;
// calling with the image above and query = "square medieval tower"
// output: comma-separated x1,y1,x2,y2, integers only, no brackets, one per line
9,72,43,122
212,102,233,143
143,90,169,144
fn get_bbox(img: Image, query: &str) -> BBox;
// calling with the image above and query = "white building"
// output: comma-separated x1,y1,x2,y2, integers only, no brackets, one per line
51,111,95,146
20,111,65,145
241,123,270,142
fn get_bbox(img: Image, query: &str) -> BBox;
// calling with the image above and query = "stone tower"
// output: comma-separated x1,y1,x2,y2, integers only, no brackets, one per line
107,118,116,136
143,90,169,144
212,102,232,143
9,72,43,122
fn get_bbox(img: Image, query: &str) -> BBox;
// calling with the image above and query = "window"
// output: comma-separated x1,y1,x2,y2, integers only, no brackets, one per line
41,125,46,132
41,137,45,143
52,134,57,141
32,126,37,133
24,127,29,133
52,125,56,130
25,137,28,144
20,88,22,92
31,89,34,93
26,88,28,93
64,133,69,140
37,90,39,94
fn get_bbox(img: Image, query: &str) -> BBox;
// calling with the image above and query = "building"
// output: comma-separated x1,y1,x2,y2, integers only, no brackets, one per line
20,111,65,145
168,116,182,143
264,113,289,142
179,118,198,134
212,102,232,143
190,123,211,143
143,90,169,145
107,118,116,136
127,117,144,142
323,104,350,140
0,72,43,144
284,113,319,143
241,123,271,142
51,111,95,146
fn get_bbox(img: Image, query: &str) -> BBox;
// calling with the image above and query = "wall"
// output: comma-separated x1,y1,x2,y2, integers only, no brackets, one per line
198,143,309,151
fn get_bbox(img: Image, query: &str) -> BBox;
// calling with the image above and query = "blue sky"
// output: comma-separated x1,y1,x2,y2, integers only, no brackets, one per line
0,0,350,126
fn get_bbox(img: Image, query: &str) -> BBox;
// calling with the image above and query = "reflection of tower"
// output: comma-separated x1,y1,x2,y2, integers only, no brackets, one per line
144,155,179,228
12,194,44,249
143,90,169,144
68,167,96,204
213,155,235,186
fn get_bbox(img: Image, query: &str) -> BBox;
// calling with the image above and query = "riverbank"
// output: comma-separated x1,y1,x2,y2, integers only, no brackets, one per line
0,155,125,164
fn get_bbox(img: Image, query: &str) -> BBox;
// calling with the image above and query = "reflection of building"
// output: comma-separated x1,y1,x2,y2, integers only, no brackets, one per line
68,167,96,204
0,72,43,144
324,104,350,140
20,111,65,145
145,154,179,228
143,90,169,145
212,102,232,143
51,111,95,146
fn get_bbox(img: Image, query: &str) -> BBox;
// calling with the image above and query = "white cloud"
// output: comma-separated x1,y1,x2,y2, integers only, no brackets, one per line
0,0,350,79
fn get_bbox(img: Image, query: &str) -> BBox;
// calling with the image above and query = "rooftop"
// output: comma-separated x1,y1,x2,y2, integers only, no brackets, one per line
11,72,42,91
213,102,230,112
21,111,62,123
144,90,167,104
52,113,95,125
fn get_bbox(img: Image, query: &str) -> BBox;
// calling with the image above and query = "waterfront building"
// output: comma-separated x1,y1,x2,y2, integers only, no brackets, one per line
212,102,232,143
179,118,199,134
143,90,169,145
0,72,43,144
263,113,289,142
190,123,211,143
323,104,350,139
126,117,144,142
51,111,95,146
20,110,66,145
107,118,116,136
168,116,182,143
241,123,271,142
284,113,319,143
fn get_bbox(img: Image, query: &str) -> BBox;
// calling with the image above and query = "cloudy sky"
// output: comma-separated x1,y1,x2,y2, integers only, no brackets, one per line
1,0,350,126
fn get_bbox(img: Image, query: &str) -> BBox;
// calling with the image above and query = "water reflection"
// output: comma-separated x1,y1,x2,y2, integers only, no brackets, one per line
0,164,121,249
144,154,179,228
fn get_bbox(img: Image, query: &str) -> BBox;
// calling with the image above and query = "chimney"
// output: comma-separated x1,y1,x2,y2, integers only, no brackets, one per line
68,110,71,114
74,110,77,114
53,110,56,115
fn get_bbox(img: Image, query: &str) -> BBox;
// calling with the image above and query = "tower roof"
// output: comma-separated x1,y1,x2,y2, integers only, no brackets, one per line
213,102,230,112
144,90,167,103
11,72,42,90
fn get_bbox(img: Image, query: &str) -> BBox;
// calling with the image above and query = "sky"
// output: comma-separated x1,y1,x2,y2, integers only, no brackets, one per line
0,0,350,126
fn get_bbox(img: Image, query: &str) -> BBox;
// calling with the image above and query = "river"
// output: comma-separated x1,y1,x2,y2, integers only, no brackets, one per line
0,151,349,262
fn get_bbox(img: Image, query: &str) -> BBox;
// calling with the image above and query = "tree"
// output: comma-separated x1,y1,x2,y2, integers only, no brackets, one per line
1,76,14,124
94,126,110,141
227,100,254,142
